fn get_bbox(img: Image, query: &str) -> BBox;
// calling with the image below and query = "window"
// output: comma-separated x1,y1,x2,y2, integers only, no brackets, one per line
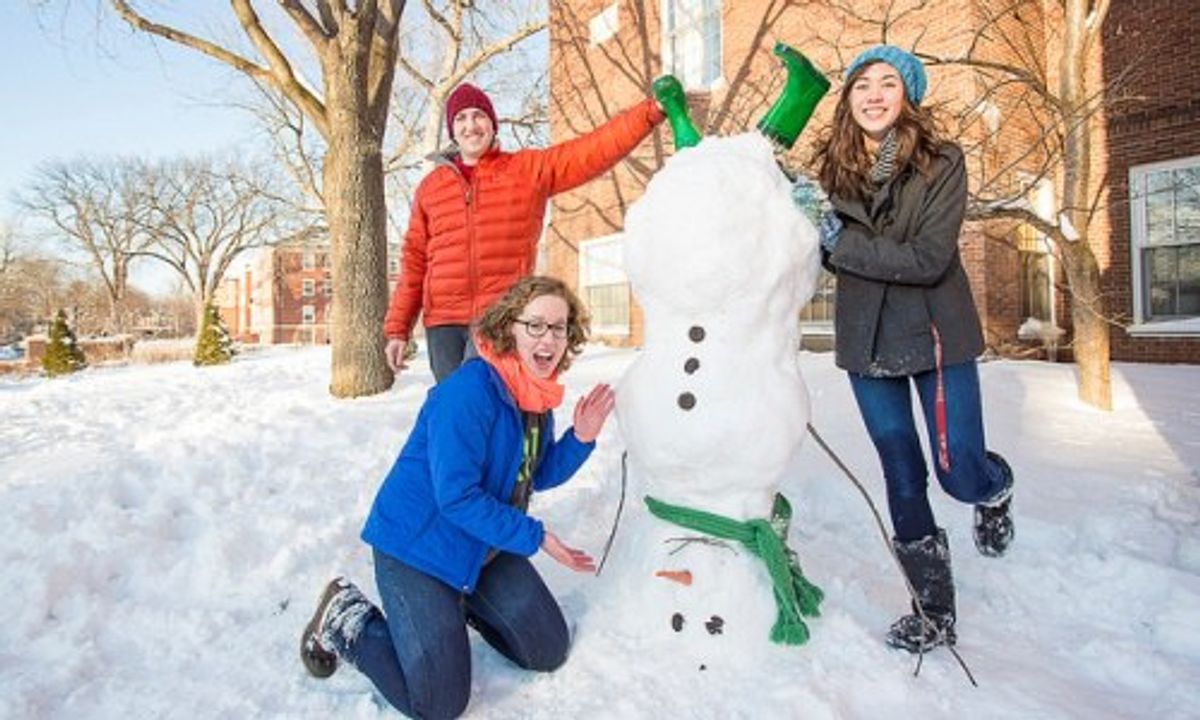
1130,156,1200,332
323,279,333,297
662,0,722,90
388,257,400,274
1017,225,1053,323
580,234,631,336
590,3,619,46
302,279,315,297
798,270,836,331
302,305,316,325
302,252,315,270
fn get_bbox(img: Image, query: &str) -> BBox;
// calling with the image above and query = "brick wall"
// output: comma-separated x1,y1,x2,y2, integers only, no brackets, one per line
1100,0,1200,363
271,248,333,344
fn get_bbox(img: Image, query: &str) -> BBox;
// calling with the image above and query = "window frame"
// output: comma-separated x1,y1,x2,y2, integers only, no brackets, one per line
660,0,723,91
1128,154,1200,336
579,233,632,337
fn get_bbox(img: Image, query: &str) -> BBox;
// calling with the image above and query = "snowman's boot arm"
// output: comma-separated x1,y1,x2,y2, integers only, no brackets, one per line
652,74,702,151
757,42,831,151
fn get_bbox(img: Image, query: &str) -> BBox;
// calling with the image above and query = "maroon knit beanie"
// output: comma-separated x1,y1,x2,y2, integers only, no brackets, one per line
445,83,498,141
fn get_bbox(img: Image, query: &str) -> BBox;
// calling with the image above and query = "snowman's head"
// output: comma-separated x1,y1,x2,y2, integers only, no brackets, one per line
624,133,820,321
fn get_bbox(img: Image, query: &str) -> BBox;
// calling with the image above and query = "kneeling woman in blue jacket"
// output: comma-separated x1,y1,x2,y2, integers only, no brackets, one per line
301,275,614,718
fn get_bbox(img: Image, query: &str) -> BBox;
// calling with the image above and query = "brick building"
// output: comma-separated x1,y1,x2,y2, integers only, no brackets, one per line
218,243,403,345
544,0,1199,363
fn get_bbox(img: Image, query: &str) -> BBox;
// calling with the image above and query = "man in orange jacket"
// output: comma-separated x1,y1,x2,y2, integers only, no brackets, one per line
384,82,665,381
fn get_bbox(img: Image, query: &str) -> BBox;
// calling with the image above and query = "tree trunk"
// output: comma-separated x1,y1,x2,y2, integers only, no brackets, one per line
323,72,393,398
1062,240,1112,410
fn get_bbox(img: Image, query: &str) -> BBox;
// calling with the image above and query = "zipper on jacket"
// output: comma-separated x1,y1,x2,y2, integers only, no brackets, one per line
465,171,481,319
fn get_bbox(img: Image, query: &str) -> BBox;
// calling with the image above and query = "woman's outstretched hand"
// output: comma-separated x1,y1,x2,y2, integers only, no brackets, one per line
541,530,596,573
572,383,615,443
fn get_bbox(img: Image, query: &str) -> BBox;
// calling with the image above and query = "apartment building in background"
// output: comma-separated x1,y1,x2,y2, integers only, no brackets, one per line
217,242,403,345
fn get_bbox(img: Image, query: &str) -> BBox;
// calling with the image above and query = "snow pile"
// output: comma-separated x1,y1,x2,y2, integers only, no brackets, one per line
1,346,1199,718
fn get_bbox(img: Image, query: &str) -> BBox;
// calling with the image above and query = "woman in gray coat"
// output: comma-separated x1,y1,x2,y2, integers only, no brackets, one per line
803,45,1015,653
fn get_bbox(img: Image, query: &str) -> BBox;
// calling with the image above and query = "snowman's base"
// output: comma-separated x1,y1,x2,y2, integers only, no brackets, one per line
594,492,823,670
644,492,823,645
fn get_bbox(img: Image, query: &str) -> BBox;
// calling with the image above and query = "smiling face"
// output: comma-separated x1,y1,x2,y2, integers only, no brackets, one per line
452,107,496,165
848,61,906,146
512,294,570,379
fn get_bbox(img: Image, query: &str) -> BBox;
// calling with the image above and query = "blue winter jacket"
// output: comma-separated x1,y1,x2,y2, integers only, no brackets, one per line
361,358,594,593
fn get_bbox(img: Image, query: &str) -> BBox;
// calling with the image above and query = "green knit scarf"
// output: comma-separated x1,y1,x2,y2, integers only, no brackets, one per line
644,492,824,645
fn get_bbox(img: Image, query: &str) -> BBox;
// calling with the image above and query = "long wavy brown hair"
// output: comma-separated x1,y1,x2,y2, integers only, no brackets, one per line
475,276,591,373
816,61,944,202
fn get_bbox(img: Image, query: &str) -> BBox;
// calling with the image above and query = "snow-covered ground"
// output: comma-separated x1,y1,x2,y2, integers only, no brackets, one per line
1,345,1198,719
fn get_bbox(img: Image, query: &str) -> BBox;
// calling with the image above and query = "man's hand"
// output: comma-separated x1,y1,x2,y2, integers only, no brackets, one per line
541,530,595,573
572,383,615,443
385,338,410,374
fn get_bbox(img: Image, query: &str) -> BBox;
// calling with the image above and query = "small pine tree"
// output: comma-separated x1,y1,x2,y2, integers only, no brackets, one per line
193,303,236,367
42,309,88,377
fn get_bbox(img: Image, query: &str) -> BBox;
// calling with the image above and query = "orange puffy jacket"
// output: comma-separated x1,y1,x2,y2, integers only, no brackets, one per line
384,98,664,340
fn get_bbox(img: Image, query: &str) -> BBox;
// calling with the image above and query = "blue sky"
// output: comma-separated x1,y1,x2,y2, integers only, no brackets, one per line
1,4,259,217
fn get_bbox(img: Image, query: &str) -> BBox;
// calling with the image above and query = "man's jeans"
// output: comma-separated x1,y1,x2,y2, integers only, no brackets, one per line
848,361,1007,542
339,549,569,719
425,325,477,383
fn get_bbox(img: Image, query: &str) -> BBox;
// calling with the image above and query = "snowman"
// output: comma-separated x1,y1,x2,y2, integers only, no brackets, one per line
598,130,825,669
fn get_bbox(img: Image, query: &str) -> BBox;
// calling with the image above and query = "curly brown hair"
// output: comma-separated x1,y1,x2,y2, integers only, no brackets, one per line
816,61,944,202
475,276,591,373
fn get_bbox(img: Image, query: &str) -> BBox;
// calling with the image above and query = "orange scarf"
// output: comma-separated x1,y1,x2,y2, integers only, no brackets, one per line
475,336,565,413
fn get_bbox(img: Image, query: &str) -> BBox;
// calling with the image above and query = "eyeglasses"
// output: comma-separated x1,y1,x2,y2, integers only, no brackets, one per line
514,318,569,339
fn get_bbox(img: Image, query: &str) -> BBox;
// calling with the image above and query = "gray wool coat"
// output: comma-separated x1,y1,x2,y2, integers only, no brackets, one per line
826,143,984,377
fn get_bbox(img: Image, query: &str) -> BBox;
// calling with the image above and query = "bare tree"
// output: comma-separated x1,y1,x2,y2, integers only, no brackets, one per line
105,0,407,397
19,158,152,334
391,1,546,162
897,0,1115,409
0,229,75,341
138,158,295,333
243,2,547,245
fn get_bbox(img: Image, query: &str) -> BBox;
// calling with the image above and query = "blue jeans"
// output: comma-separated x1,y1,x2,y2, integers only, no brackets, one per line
425,325,477,383
339,549,570,719
848,361,1006,542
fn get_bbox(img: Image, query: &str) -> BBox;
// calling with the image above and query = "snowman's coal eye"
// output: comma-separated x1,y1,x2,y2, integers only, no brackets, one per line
671,613,685,632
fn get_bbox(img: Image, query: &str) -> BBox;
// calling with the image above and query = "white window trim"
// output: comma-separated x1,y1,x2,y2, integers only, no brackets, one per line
1128,154,1200,336
301,305,316,325
589,3,619,46
660,0,723,91
302,279,315,297
579,233,631,337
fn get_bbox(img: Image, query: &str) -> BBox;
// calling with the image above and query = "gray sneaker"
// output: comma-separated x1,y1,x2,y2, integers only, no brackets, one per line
300,578,373,678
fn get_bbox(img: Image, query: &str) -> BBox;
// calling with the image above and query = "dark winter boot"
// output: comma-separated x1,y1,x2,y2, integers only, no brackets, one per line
887,529,956,653
974,451,1015,558
300,577,375,678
